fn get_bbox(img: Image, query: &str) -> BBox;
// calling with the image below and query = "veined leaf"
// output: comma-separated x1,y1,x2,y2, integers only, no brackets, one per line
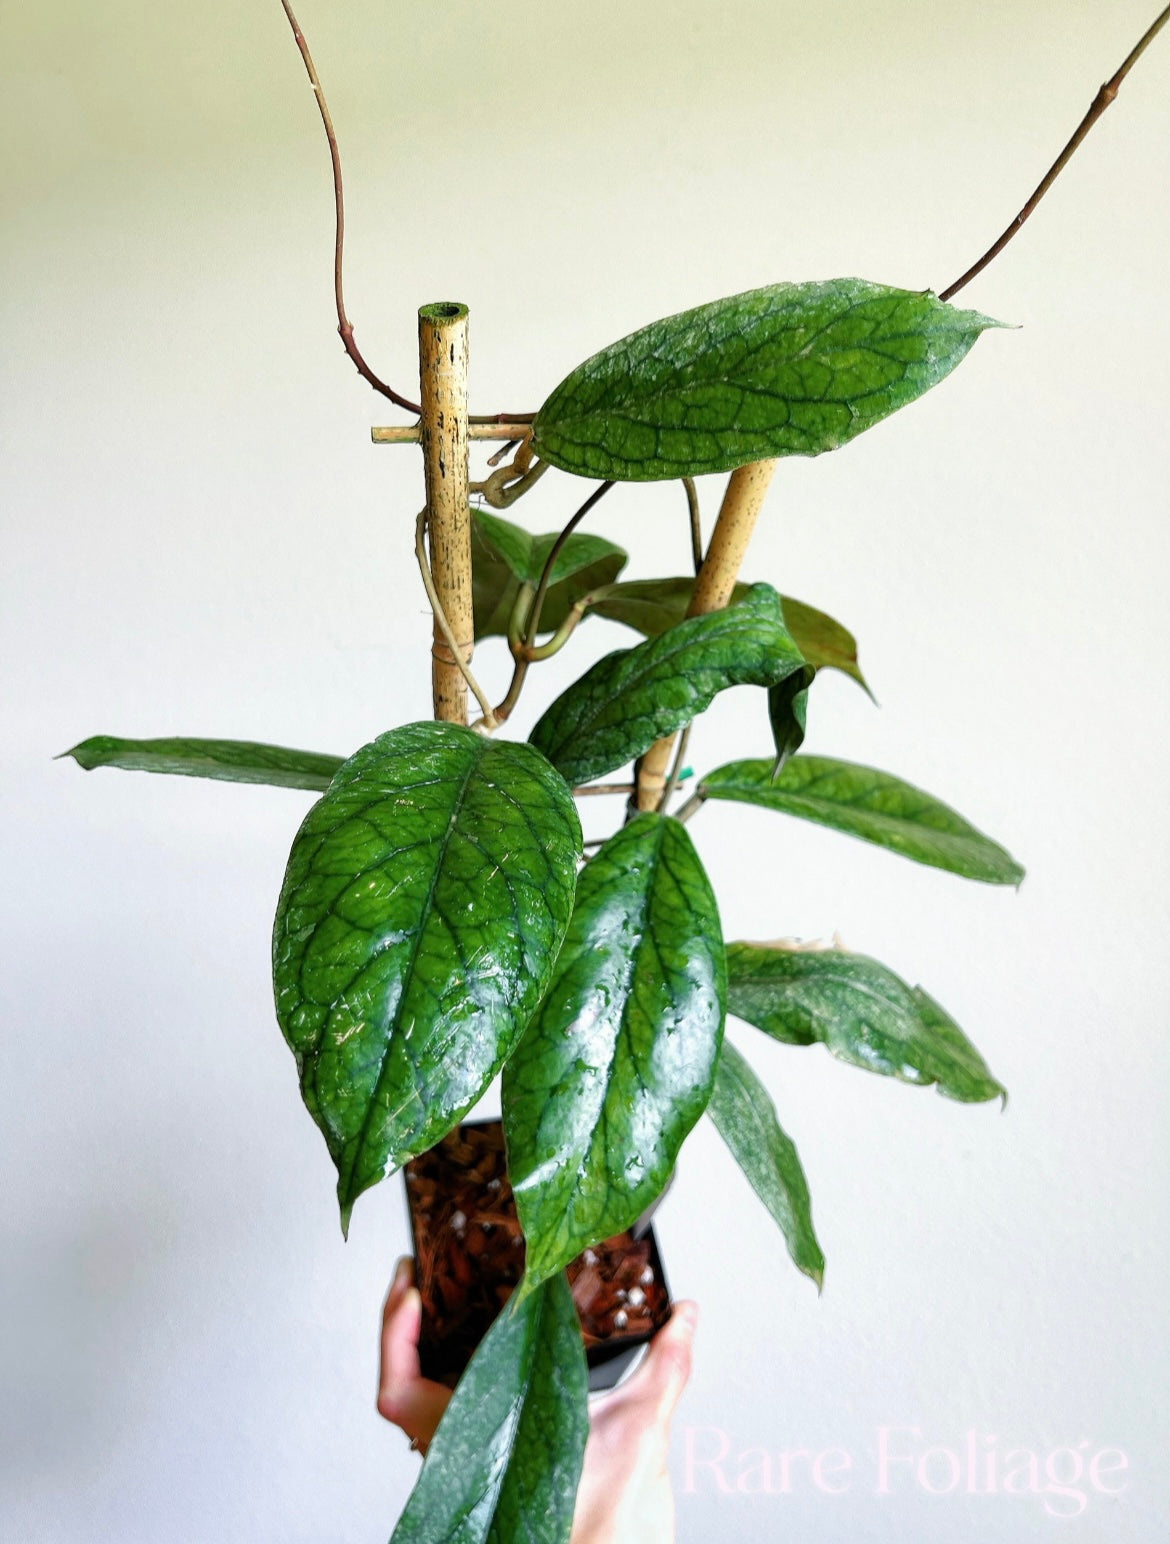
391,1273,588,1544
725,942,1004,1103
529,583,804,786
706,1040,824,1288
272,723,581,1230
60,735,343,791
503,814,726,1291
700,756,1023,885
472,509,627,639
533,280,1004,481
592,580,869,693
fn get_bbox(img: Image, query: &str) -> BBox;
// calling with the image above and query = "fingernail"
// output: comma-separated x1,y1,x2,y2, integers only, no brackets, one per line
675,1301,699,1333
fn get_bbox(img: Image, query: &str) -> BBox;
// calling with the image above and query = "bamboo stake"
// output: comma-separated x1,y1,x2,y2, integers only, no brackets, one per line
633,459,778,812
418,303,473,724
372,422,533,445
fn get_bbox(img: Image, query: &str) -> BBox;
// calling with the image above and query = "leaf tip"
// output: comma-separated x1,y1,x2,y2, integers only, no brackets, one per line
338,1199,354,1241
56,739,95,768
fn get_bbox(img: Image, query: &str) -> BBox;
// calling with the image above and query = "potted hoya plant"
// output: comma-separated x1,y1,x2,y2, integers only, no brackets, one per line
51,3,1166,1539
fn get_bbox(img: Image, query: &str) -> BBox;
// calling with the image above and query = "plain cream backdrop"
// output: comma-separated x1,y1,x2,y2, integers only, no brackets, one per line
3,2,1168,1540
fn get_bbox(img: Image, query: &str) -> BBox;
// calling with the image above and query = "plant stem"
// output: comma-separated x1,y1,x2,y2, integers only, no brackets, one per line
683,477,703,576
414,511,498,727
490,481,614,725
941,4,1170,302
524,482,615,646
472,459,548,510
281,4,536,426
418,303,477,725
632,461,777,812
671,787,706,825
658,723,692,813
279,0,422,414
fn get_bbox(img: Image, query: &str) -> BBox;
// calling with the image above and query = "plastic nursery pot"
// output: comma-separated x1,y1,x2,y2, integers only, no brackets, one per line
403,1119,673,1393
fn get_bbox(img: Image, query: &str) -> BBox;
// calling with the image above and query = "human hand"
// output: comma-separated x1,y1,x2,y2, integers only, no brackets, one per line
378,1257,697,1544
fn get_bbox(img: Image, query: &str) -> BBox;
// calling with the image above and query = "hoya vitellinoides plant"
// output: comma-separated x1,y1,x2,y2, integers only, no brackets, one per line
61,6,1168,1539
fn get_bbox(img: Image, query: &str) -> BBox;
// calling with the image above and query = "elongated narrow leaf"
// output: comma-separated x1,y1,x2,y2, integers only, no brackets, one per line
503,814,726,1291
700,756,1023,884
533,280,1003,481
391,1273,588,1544
529,583,804,786
725,942,1004,1103
272,723,581,1230
768,664,816,775
592,581,869,692
61,734,343,791
472,510,627,639
706,1040,824,1288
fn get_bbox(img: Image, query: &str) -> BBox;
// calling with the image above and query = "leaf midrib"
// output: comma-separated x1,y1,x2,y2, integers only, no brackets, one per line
339,749,480,1203
594,821,667,1208
543,296,966,431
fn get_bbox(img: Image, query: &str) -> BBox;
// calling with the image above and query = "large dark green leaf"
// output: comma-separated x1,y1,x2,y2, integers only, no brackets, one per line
272,723,581,1230
706,1040,824,1288
532,280,1003,481
700,756,1024,884
725,942,1004,1103
472,509,627,639
391,1273,588,1544
503,814,726,1291
592,581,869,693
60,734,343,791
529,583,804,786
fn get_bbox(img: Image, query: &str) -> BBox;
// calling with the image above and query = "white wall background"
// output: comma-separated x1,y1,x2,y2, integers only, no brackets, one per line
3,2,1168,1540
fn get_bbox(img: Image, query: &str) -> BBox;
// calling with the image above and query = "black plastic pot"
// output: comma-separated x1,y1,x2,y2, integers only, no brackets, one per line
403,1118,673,1392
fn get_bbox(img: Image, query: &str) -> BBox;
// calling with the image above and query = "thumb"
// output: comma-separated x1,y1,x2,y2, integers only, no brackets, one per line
618,1300,698,1426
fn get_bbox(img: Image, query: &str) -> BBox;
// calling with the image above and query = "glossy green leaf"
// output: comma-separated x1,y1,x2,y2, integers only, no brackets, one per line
776,595,871,696
592,581,869,693
272,723,581,1230
768,664,816,775
391,1273,588,1544
700,756,1024,884
503,814,726,1291
706,1040,824,1288
529,583,805,786
533,279,1003,481
725,942,1005,1103
472,509,627,639
60,734,343,791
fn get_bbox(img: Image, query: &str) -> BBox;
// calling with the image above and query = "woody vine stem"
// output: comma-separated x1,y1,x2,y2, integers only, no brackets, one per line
281,0,1169,754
